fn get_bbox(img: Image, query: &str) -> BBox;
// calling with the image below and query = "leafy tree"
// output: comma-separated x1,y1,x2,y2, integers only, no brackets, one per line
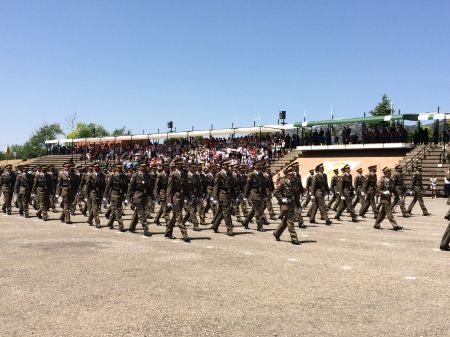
67,122,110,139
8,123,63,160
370,94,393,117
0,151,5,160
112,126,132,136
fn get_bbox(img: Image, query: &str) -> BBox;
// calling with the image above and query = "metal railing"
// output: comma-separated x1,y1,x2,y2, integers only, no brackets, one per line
438,144,450,164
401,143,433,175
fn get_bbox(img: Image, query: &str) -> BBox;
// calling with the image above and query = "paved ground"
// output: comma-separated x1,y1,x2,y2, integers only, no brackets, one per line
1,198,449,337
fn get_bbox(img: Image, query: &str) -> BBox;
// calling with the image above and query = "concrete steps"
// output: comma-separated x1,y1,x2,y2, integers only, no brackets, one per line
270,150,302,174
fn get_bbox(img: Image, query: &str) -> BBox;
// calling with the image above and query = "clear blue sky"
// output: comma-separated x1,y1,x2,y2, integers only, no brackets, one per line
1,0,449,148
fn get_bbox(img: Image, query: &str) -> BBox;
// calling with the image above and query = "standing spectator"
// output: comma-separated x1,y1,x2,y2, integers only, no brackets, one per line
444,168,450,198
430,173,437,199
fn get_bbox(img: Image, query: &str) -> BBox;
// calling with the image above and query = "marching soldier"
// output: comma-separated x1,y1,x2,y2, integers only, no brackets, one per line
391,164,409,218
211,160,237,236
56,162,77,224
301,169,315,209
166,157,191,242
182,163,201,231
242,162,267,231
32,165,53,221
70,164,83,216
327,169,340,211
196,163,208,226
238,165,249,219
309,163,332,225
14,165,33,218
406,165,430,216
154,163,171,226
352,168,365,209
359,165,379,218
273,167,301,245
104,163,127,231
0,164,16,215
334,164,358,222
127,162,152,236
147,164,157,219
49,165,59,213
203,165,217,220
373,167,403,231
85,162,106,228
263,166,277,220
231,164,243,223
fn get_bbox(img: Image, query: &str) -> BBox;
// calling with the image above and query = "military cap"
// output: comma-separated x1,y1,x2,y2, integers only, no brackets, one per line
156,163,163,169
114,163,123,169
341,164,350,171
220,160,230,166
315,163,324,171
75,164,83,169
285,167,295,175
333,168,339,173
254,162,262,169
368,164,377,169
416,165,422,170
394,164,402,170
63,162,73,168
92,162,100,167
138,162,149,168
382,167,391,173
309,169,315,174
169,161,176,168
189,163,197,168
356,168,363,173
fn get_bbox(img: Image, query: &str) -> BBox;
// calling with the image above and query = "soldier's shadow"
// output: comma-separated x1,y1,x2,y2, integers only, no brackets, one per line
190,237,212,241
230,231,254,236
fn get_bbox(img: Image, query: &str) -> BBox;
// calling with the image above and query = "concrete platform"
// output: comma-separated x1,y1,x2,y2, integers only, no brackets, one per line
0,199,449,337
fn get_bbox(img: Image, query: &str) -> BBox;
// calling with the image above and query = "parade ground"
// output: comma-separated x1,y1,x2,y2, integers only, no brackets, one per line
1,199,449,337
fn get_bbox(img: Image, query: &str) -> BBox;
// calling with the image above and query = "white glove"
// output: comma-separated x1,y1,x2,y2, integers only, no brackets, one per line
167,202,173,208
84,198,88,203
31,194,35,198
361,192,366,197
210,197,214,201
311,196,316,201
212,199,218,205
341,196,345,200
243,198,247,202
281,198,288,204
55,194,59,199
124,199,129,205
383,191,390,196
103,198,107,202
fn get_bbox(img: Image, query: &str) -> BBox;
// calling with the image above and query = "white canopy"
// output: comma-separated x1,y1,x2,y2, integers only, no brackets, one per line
44,124,296,145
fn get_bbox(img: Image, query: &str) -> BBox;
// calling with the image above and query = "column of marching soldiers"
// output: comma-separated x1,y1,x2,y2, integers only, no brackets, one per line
1,159,450,250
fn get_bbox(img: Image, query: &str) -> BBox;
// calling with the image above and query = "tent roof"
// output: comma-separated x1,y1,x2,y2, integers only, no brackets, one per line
44,124,295,145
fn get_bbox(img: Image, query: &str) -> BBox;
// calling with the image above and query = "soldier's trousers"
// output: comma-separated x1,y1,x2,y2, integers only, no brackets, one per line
440,223,450,250
107,200,124,228
18,193,30,216
36,193,49,218
197,199,206,225
88,197,101,225
239,198,248,217
243,199,265,228
50,194,57,212
352,190,363,209
182,201,199,228
2,190,12,213
392,189,407,215
266,197,275,217
327,192,340,210
130,202,149,230
336,195,357,219
359,192,378,216
375,199,397,228
212,199,233,233
155,200,171,224
310,193,329,222
61,194,74,222
166,200,188,238
274,206,298,241
407,189,428,215
302,194,310,209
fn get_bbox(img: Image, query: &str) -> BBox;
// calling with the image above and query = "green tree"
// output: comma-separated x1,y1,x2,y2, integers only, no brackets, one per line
0,151,5,160
112,126,132,136
8,123,63,160
370,94,393,117
67,122,110,139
